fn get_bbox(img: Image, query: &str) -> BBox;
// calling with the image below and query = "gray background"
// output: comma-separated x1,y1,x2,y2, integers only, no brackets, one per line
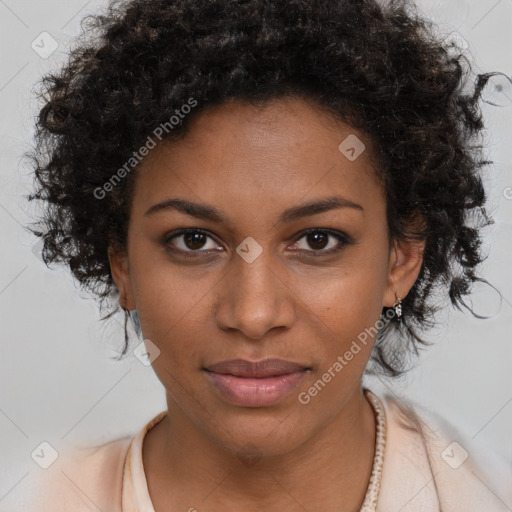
1,0,511,507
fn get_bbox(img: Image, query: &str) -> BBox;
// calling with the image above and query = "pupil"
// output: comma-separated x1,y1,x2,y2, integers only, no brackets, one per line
308,232,328,250
185,232,206,250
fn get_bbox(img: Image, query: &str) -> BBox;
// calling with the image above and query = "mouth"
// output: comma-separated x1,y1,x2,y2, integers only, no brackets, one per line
203,358,311,407
204,358,310,377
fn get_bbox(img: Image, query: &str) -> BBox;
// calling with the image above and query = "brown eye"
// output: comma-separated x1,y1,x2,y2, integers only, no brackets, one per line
164,229,221,253
305,232,330,250
290,229,351,255
182,231,208,250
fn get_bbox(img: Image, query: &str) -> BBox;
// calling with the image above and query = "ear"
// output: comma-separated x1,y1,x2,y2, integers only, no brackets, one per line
383,233,425,308
108,245,136,310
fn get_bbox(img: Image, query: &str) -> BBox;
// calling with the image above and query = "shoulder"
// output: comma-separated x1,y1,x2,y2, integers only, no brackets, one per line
376,391,512,511
4,436,132,512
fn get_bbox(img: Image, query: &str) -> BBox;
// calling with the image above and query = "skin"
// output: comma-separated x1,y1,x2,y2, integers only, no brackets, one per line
108,96,425,512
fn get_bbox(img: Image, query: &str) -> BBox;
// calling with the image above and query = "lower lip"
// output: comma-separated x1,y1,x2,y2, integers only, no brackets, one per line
205,370,308,407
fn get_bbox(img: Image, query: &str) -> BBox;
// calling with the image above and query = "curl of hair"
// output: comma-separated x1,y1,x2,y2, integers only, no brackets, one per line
25,0,507,375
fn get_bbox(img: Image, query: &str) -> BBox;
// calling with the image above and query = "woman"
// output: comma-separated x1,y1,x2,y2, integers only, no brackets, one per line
16,0,511,510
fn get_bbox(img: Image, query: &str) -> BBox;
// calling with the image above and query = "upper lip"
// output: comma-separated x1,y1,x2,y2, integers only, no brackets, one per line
205,358,309,378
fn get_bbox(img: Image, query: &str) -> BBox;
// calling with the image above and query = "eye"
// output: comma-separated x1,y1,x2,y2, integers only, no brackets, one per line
163,227,352,258
164,229,222,254
289,229,350,254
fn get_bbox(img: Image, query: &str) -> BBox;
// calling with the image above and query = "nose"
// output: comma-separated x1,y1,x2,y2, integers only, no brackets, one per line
214,249,296,340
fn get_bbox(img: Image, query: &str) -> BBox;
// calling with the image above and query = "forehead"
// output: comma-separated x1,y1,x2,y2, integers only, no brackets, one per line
130,97,384,224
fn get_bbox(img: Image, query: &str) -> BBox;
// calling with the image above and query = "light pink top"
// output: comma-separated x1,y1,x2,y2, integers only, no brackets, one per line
3,390,511,511
122,410,167,512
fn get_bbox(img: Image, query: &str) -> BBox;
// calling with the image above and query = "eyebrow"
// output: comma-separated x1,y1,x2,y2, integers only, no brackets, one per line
144,195,363,225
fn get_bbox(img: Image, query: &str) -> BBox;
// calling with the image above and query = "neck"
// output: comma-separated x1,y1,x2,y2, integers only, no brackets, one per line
143,388,376,512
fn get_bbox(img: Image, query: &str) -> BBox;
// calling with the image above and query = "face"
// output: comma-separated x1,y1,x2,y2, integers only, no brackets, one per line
109,96,423,458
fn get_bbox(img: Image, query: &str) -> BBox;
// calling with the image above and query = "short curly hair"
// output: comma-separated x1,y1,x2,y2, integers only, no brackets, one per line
25,0,505,376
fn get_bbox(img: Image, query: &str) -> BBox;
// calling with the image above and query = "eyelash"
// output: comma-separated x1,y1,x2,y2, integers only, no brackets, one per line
163,227,352,258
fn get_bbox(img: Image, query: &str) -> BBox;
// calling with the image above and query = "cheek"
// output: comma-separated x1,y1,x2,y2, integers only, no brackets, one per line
128,241,205,327
127,264,212,382
295,253,389,374
300,255,388,330
137,293,208,405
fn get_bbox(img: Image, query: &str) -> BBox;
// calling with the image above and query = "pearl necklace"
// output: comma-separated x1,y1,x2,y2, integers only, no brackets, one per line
359,389,387,511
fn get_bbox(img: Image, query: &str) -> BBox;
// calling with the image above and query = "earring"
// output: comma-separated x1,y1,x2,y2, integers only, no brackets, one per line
393,294,402,321
122,296,130,345
121,295,130,316
121,296,142,339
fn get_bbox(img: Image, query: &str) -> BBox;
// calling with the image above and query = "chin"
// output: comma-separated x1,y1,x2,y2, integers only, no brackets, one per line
210,410,311,460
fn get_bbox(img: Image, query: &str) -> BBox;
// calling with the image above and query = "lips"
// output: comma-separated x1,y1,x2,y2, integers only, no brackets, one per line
205,358,309,378
204,358,310,407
